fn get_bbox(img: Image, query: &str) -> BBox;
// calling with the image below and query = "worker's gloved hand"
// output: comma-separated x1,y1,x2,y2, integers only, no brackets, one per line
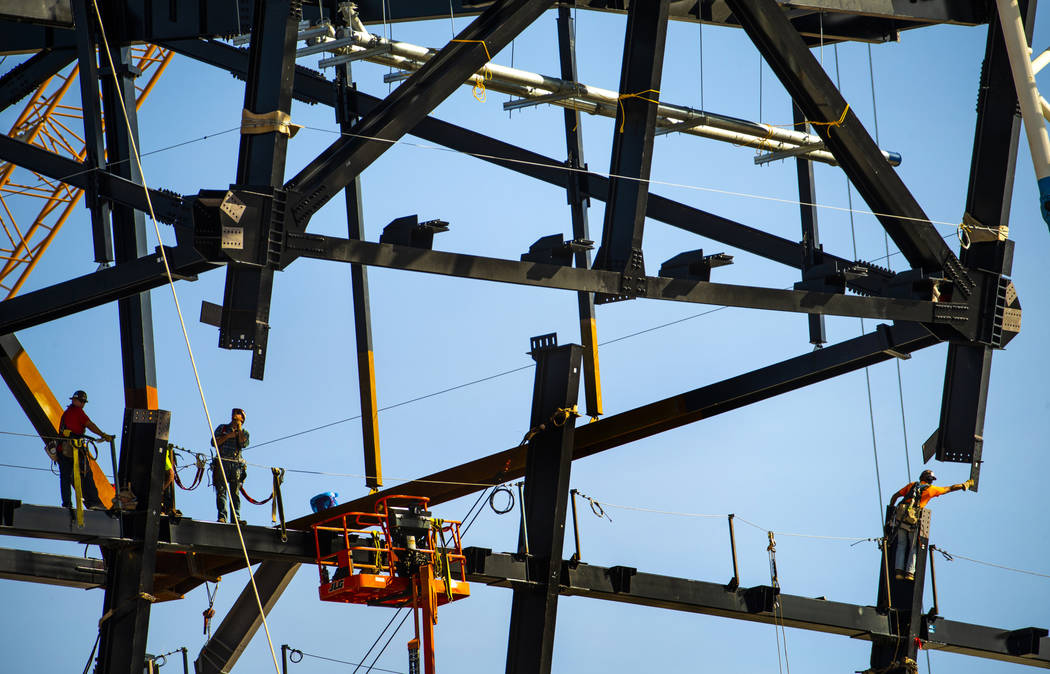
963,479,975,490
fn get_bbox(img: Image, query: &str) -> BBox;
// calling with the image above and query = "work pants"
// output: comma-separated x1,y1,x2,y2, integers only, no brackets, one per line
213,458,246,522
58,449,102,508
893,524,919,575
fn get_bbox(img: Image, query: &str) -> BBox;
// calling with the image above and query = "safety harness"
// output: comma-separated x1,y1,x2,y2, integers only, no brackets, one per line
895,482,930,528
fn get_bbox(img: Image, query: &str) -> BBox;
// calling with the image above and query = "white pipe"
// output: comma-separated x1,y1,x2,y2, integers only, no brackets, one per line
994,0,1050,227
332,31,903,167
1032,46,1050,75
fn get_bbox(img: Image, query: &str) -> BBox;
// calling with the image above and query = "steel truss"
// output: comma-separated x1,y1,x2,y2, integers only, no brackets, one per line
0,0,1040,673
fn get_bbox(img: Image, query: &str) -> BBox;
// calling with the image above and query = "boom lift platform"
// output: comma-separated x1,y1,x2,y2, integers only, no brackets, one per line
311,495,470,674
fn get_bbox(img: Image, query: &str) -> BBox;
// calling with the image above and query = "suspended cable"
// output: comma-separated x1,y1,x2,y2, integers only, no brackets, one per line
296,649,404,674
834,45,885,525
89,2,280,671
697,8,705,111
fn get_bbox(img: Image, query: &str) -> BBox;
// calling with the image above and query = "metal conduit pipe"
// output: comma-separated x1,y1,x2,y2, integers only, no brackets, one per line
331,29,902,167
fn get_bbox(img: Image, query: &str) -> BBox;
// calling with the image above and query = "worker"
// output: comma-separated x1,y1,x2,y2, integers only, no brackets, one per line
58,390,114,510
211,407,249,524
888,469,973,580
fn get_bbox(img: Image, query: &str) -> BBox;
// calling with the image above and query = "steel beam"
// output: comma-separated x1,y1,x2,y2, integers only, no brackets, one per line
0,333,62,437
506,338,581,674
97,409,170,674
0,548,105,589
0,244,213,335
793,104,826,346
0,48,75,111
195,561,299,674
726,0,958,277
924,1,1033,479
162,38,894,296
289,321,938,526
71,0,113,265
593,0,669,278
557,6,602,417
464,549,1050,669
219,0,302,381
0,134,183,223
282,235,958,328
872,507,931,672
336,62,383,490
284,0,555,228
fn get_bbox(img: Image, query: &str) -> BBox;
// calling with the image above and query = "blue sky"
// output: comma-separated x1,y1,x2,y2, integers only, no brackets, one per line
1,6,1049,673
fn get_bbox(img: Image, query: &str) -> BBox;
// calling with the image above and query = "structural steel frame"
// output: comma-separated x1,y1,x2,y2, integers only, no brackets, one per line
0,1,1041,673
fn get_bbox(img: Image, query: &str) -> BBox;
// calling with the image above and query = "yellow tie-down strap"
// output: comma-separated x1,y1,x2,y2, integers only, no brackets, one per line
241,109,302,137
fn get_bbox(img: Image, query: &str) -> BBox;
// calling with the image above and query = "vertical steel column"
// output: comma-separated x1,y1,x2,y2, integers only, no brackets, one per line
924,0,1034,483
592,0,670,281
70,0,113,265
506,335,582,674
793,104,826,346
221,0,301,379
872,507,930,673
98,32,157,410
97,409,171,674
336,62,382,490
557,6,602,416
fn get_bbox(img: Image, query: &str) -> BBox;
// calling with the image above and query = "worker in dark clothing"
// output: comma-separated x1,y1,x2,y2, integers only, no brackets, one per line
58,390,114,510
888,469,972,580
211,408,249,524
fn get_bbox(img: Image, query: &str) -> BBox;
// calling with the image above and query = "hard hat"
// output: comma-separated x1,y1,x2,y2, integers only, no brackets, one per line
71,390,88,403
232,407,246,420
919,469,937,483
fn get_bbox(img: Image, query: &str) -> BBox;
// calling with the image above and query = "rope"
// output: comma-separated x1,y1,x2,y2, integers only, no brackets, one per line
616,89,660,133
295,649,405,674
89,3,280,671
932,546,1050,579
519,405,580,446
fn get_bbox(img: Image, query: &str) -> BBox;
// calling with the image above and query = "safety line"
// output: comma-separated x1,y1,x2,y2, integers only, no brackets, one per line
88,3,281,672
934,548,1050,580
296,649,404,674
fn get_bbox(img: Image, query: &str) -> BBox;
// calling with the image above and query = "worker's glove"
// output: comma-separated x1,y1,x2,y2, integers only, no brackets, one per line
963,479,975,490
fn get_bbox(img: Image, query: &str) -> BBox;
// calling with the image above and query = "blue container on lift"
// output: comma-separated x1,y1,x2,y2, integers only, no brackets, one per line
310,491,339,513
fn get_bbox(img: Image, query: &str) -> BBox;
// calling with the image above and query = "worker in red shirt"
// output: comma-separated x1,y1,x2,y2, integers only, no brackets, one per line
58,390,114,510
888,469,972,581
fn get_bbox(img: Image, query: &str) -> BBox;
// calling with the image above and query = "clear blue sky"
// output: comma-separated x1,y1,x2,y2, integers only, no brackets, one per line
1,6,1049,673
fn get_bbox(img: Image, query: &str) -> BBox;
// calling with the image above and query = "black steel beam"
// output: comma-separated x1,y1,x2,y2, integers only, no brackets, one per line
593,0,669,277
794,103,826,346
195,561,300,674
0,134,184,224
283,0,555,228
0,548,105,589
557,6,602,418
71,0,113,265
0,244,213,347
0,0,990,55
872,507,931,672
282,235,958,327
506,339,582,674
162,38,894,296
464,549,1050,669
289,321,938,526
336,62,383,490
97,409,170,674
924,1,1033,479
0,47,74,111
726,0,958,277
219,0,302,380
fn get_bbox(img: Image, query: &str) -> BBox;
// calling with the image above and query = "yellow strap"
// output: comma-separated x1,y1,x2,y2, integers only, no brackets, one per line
240,109,302,137
450,39,492,62
617,89,661,133
451,40,493,103
72,441,84,527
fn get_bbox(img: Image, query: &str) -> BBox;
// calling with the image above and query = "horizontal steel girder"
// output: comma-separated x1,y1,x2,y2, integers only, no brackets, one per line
161,38,895,296
7,540,1044,669
463,549,1050,669
0,546,105,589
283,234,963,328
0,1,990,54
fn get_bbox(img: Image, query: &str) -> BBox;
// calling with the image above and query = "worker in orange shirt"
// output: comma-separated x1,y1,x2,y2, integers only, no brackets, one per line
888,469,973,581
